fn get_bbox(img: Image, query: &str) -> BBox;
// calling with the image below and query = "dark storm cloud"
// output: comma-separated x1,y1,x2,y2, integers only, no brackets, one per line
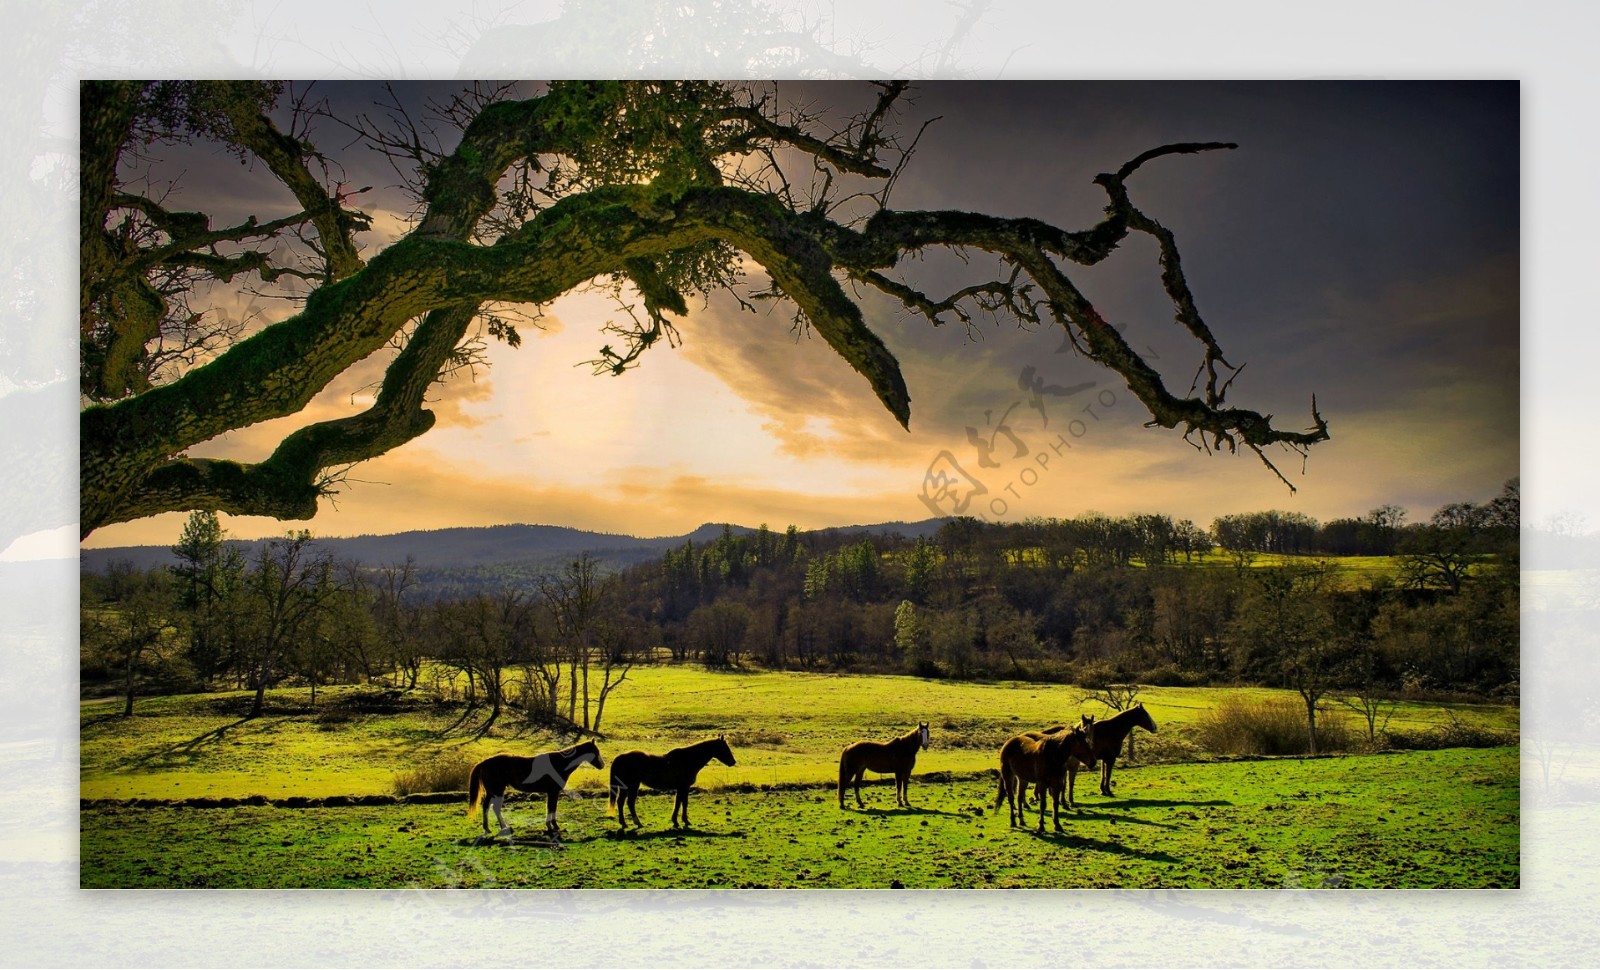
821,81,1518,512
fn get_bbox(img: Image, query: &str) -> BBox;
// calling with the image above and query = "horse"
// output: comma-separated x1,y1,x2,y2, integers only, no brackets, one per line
838,722,930,809
993,724,1097,833
1034,702,1158,801
466,740,604,840
608,736,737,830
1017,714,1097,806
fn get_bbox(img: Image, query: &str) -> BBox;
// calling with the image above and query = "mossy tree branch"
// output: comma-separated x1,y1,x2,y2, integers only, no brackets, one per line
81,82,1330,537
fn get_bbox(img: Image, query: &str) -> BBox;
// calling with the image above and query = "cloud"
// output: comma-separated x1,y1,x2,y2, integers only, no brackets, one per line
84,449,936,549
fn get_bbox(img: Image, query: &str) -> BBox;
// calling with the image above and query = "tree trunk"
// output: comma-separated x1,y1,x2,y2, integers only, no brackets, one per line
581,655,591,732
593,667,628,737
122,647,138,718
568,662,578,726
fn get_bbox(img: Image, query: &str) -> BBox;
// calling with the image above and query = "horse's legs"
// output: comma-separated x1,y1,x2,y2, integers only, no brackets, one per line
1066,765,1076,810
896,772,907,807
1101,756,1115,797
1050,783,1064,832
853,768,866,809
492,795,511,836
545,791,560,838
628,789,642,828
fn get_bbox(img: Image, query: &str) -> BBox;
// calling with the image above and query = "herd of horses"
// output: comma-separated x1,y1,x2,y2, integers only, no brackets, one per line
465,704,1157,840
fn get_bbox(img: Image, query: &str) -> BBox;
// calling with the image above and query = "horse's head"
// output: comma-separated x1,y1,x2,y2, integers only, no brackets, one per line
1064,725,1098,769
918,722,931,750
1135,703,1158,734
577,739,604,770
715,735,737,767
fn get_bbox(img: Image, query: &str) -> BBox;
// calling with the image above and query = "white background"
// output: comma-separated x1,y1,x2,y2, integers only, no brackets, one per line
3,1,1594,966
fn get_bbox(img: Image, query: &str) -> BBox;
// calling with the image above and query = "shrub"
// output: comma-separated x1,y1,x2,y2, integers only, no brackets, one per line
1126,730,1202,765
146,653,202,695
1075,659,1123,691
392,754,472,796
1195,695,1355,756
1139,664,1203,688
727,729,787,748
1383,711,1516,751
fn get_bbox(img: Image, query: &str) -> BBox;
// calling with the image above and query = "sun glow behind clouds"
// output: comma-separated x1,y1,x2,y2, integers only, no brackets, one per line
79,82,1519,550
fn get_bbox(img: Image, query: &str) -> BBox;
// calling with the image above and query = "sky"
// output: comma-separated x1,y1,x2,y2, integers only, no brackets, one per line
80,80,1519,549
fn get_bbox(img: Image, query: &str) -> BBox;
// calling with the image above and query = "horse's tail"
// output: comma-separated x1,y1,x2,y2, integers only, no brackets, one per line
993,762,1009,813
466,761,483,815
838,748,851,807
607,761,619,810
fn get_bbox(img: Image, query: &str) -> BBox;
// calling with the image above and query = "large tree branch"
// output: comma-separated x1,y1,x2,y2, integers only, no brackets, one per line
835,141,1329,488
81,101,1330,534
80,186,917,532
215,83,368,281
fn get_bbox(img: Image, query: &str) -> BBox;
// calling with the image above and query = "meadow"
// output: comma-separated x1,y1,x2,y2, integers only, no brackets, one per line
79,667,1518,889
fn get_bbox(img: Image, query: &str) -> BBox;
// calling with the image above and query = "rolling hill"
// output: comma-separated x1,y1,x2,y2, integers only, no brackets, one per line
80,517,950,591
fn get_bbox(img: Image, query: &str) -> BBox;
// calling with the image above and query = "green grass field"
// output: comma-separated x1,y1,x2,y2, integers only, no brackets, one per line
79,747,1518,889
79,668,1517,799
78,667,1519,888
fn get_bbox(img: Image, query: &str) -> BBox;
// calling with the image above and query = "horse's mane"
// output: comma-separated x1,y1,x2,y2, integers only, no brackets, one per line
1099,704,1147,730
896,724,925,745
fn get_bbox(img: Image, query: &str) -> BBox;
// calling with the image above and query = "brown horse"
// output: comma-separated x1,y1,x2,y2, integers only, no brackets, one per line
993,724,1097,832
1018,714,1097,805
1034,702,1158,802
838,722,930,809
608,736,737,830
466,740,604,840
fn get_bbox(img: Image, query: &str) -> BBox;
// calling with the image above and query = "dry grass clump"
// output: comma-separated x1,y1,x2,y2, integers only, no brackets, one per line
1195,695,1353,756
392,754,472,796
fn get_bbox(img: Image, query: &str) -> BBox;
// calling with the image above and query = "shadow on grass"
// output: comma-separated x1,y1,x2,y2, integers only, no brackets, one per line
1100,797,1235,809
601,827,748,841
79,711,132,731
130,717,259,769
1020,827,1181,863
458,833,618,848
1070,808,1179,829
850,804,966,818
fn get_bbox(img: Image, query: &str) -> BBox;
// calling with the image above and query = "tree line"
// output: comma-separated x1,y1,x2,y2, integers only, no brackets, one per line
82,481,1519,736
82,517,636,734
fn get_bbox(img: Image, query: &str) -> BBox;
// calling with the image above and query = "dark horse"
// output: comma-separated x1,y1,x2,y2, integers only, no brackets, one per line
993,724,1097,832
1035,702,1158,801
466,740,603,840
608,736,737,830
838,722,930,809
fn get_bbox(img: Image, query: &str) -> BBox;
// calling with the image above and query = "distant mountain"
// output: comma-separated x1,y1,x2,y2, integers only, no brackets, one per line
78,517,951,577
